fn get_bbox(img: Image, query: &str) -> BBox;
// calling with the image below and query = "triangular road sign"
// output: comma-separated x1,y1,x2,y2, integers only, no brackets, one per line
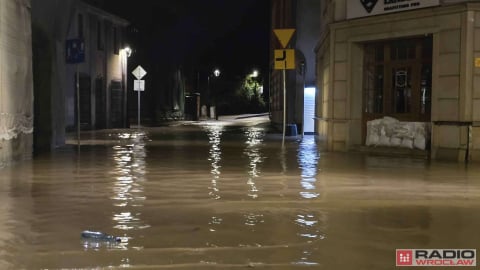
273,28,295,48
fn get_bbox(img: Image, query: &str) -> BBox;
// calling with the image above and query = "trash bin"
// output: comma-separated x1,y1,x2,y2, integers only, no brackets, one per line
184,93,200,120
285,124,298,136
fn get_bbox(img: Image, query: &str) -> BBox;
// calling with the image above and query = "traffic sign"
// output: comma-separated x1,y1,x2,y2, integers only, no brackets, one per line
66,39,85,64
132,65,147,80
273,28,295,48
274,49,295,70
134,80,145,91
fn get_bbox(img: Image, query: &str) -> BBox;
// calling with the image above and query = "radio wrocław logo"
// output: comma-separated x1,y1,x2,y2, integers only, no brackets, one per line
396,249,476,267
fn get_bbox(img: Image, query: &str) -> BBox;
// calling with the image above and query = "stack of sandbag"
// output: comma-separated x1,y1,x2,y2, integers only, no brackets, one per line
365,117,430,150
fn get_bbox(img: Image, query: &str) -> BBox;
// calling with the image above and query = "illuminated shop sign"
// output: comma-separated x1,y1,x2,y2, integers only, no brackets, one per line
347,0,440,19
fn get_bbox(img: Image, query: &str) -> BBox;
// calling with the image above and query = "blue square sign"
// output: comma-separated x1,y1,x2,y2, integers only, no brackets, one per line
66,39,85,64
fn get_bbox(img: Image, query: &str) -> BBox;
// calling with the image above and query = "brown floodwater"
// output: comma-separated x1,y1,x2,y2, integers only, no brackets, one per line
1,118,480,269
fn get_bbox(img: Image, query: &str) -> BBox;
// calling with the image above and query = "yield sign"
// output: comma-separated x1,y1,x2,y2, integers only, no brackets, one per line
132,65,147,80
273,28,295,48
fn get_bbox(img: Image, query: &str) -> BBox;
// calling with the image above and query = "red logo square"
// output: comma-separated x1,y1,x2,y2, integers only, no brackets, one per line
397,250,413,266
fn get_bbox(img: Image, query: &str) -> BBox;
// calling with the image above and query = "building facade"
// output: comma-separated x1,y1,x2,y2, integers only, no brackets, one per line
316,0,480,162
0,0,33,166
270,0,321,135
65,2,130,131
32,0,129,152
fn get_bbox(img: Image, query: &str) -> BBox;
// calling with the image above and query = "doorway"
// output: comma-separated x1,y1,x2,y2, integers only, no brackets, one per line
303,87,316,135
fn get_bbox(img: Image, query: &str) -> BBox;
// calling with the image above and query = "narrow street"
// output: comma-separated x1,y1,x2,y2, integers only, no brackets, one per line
1,115,480,269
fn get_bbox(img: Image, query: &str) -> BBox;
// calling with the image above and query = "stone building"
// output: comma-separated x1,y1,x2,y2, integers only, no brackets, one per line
31,0,129,152
316,0,480,162
0,0,33,166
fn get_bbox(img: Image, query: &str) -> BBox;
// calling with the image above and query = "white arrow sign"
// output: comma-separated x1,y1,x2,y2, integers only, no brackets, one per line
132,65,147,80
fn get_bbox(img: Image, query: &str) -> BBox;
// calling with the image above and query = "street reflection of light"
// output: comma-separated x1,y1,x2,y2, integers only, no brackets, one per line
294,213,326,241
244,213,264,226
297,136,320,199
110,131,150,245
82,239,129,251
295,214,318,227
205,125,224,200
293,212,325,266
113,212,149,230
244,127,265,199
208,216,223,232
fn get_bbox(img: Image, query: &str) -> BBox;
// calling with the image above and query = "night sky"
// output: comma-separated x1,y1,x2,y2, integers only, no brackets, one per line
85,0,271,79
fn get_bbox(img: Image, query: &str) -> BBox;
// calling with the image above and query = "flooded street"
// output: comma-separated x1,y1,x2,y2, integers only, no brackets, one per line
1,115,480,269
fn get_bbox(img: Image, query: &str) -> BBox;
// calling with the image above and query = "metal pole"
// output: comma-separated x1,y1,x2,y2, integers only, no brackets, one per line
76,64,80,149
137,90,140,128
282,68,286,146
123,53,128,128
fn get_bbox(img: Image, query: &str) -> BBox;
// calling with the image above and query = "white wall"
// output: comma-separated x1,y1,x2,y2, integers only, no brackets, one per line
0,0,34,165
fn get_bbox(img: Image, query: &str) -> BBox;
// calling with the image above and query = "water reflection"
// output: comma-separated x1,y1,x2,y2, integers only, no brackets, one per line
293,211,326,266
205,124,224,200
108,132,150,249
243,127,265,199
244,213,265,226
208,216,223,232
82,238,123,250
297,136,320,199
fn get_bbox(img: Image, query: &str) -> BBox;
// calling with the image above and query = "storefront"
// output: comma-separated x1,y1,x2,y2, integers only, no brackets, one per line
316,1,480,162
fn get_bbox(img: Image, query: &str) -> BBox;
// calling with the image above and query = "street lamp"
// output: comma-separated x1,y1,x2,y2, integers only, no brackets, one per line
121,46,132,127
123,46,132,57
207,68,221,120
249,69,260,99
214,68,221,77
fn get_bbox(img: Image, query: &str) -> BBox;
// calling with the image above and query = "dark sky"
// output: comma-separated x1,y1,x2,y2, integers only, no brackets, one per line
85,0,271,78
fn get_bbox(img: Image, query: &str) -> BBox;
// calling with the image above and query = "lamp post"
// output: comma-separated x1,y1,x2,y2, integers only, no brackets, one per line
207,68,221,119
251,69,259,98
213,69,220,120
121,46,132,128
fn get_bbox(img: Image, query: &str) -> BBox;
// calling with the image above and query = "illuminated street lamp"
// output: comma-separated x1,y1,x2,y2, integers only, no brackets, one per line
208,68,221,119
123,46,132,57
214,68,221,77
121,46,132,127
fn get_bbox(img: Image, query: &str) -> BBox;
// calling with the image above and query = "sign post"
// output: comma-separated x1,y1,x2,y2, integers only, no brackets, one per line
132,65,147,128
273,28,295,146
66,39,85,149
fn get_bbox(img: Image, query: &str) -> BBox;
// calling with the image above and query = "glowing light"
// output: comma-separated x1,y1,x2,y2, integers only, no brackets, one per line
122,46,132,57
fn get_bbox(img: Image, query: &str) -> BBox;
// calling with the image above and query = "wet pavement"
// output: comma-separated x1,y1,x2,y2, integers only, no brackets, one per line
1,114,480,269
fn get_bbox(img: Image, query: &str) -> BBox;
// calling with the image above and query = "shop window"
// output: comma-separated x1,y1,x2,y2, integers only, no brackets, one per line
363,37,432,124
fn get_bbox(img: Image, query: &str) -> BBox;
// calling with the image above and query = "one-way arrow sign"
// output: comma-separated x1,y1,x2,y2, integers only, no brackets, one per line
132,65,147,80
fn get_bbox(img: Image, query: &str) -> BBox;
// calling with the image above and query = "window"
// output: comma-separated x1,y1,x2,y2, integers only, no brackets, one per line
113,26,119,55
97,21,104,51
363,37,432,122
78,14,84,38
